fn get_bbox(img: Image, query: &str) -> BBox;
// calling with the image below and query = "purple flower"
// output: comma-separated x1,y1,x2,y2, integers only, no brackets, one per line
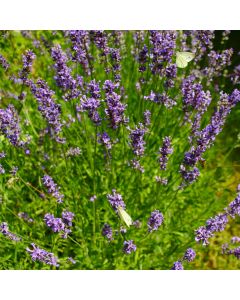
0,222,21,242
180,165,200,184
0,54,9,70
104,91,127,129
129,123,147,156
107,189,126,211
62,211,74,227
42,175,64,203
144,91,176,109
66,147,81,157
30,79,64,141
0,151,6,159
67,30,90,75
147,210,164,232
138,44,148,72
77,95,101,125
18,212,33,223
19,50,36,81
123,240,137,254
183,248,196,262
89,195,97,202
102,223,113,241
51,44,80,101
155,176,168,185
98,132,112,149
228,193,240,217
143,110,151,126
44,213,65,233
158,136,173,170
0,164,5,174
68,257,76,264
171,261,184,270
149,31,176,75
231,237,240,244
195,226,213,246
206,213,228,232
0,105,23,147
130,159,144,173
26,243,59,267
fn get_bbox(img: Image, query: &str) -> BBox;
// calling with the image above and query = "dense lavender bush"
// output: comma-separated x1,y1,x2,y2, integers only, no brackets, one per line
0,30,240,270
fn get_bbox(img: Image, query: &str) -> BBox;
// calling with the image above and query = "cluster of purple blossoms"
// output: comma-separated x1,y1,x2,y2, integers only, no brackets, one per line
109,48,121,82
230,64,240,85
138,44,148,72
67,30,91,75
77,95,101,125
129,123,147,156
158,136,173,170
143,110,151,126
30,79,64,142
0,164,5,174
181,89,240,184
130,159,144,173
0,104,23,147
42,175,64,203
89,195,97,202
171,248,196,270
0,54,9,70
149,31,176,75
90,30,109,56
147,210,164,232
203,49,233,79
102,223,113,241
231,237,240,244
0,151,6,159
183,248,196,262
144,91,176,109
77,79,102,125
155,176,168,185
195,213,228,246
0,222,21,242
103,80,127,129
171,261,184,270
97,132,112,150
18,212,34,223
181,76,212,136
227,192,240,217
51,45,80,101
189,30,215,61
26,243,59,267
195,186,240,247
66,147,81,157
44,211,74,238
123,240,137,254
107,189,126,211
19,50,36,82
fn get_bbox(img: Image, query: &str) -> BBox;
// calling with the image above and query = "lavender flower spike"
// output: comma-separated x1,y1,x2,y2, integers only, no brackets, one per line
42,175,64,203
107,189,126,211
147,210,164,232
26,243,59,267
123,240,137,254
158,136,173,170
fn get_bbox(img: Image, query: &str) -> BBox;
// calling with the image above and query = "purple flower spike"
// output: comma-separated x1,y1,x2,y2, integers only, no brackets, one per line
26,243,59,267
183,248,196,262
123,240,137,254
171,261,184,270
147,210,164,232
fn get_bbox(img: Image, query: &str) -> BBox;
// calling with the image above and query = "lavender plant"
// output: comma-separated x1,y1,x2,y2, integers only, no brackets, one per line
0,30,240,270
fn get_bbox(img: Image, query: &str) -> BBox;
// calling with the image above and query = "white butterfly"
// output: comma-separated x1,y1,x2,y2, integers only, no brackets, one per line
117,206,133,227
176,52,195,68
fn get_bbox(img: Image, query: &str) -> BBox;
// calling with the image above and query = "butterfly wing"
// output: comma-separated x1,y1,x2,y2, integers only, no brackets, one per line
180,52,195,62
176,52,194,68
117,207,133,227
